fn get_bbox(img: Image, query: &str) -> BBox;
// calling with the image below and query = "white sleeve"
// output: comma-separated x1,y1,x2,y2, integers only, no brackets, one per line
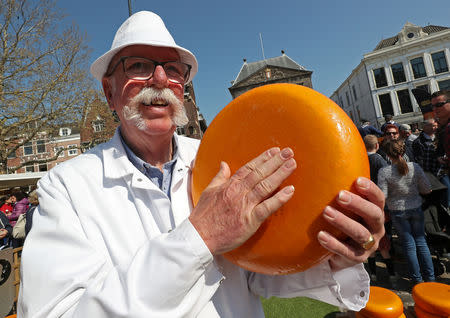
247,261,369,311
18,176,224,318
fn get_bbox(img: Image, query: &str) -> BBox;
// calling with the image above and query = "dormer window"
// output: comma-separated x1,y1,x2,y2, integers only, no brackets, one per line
407,32,414,38
59,127,71,136
265,68,271,79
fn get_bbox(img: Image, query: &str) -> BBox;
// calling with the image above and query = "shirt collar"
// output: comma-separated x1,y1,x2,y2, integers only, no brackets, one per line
118,127,179,172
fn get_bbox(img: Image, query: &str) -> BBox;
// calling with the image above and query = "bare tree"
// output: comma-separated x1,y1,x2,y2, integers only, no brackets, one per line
0,0,96,173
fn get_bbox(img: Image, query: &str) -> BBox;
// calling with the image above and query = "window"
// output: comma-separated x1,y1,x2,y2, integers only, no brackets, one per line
438,79,450,91
38,164,48,172
25,165,35,173
93,120,105,132
345,91,350,105
54,146,64,158
416,84,429,93
60,128,70,136
378,93,394,116
352,85,358,100
68,144,78,156
23,142,33,155
432,51,448,74
410,57,427,78
7,150,16,159
36,140,46,153
373,67,387,88
397,89,413,113
391,63,406,83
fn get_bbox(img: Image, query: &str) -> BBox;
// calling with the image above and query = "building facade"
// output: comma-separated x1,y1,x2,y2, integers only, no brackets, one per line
229,51,313,99
330,23,450,128
6,127,81,174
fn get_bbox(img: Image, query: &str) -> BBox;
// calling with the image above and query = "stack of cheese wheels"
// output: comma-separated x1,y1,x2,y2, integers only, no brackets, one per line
355,286,405,318
191,83,370,275
413,282,450,317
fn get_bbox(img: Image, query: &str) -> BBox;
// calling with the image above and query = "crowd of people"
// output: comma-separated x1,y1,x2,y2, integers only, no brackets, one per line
0,188,37,248
361,91,450,287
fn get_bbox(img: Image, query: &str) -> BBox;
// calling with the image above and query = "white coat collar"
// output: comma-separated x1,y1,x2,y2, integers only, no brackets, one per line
102,128,194,182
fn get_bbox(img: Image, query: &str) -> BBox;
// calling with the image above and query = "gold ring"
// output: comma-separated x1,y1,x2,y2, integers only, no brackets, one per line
362,234,375,250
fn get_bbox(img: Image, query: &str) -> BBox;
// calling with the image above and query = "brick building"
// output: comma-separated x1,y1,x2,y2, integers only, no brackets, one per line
6,126,81,173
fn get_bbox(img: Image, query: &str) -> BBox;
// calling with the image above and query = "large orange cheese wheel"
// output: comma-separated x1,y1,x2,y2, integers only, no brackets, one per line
191,83,369,274
412,282,450,316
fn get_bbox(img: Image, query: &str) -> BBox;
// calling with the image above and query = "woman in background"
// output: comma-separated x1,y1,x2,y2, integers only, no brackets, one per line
378,140,435,284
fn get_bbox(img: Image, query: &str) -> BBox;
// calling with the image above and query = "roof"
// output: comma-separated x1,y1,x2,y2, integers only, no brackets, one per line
373,25,449,51
230,53,309,87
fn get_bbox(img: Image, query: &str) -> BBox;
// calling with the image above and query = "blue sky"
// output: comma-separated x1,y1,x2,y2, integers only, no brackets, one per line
57,0,450,124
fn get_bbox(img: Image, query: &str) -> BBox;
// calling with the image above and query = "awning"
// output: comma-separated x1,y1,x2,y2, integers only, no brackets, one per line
0,172,47,189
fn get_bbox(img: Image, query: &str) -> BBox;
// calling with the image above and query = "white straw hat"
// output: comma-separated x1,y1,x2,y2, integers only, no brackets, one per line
90,11,198,83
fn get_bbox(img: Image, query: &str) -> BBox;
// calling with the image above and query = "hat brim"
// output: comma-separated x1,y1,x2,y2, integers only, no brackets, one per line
90,42,198,84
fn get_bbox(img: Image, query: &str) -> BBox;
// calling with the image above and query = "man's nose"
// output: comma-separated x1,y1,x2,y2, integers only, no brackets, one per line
149,65,169,89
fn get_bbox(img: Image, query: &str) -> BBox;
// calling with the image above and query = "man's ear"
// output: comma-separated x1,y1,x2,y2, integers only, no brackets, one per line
102,77,114,110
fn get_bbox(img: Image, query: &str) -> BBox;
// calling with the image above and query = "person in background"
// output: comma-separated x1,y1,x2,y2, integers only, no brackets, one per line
432,91,450,231
378,139,435,285
378,124,410,164
0,194,16,215
363,135,396,284
25,190,38,236
412,119,440,176
399,124,417,162
381,114,399,132
358,119,383,138
0,209,12,247
8,190,29,247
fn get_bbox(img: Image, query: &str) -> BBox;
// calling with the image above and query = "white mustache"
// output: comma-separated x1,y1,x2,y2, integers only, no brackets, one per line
122,87,188,131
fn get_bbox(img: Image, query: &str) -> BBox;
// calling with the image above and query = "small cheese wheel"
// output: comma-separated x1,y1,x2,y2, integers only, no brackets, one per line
412,282,450,316
357,286,404,318
191,83,369,274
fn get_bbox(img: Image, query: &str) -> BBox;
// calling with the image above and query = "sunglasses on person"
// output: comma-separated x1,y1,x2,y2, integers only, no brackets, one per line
431,99,450,108
385,131,399,135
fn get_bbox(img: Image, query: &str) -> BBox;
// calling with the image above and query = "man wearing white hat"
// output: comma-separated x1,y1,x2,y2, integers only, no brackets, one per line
19,11,385,317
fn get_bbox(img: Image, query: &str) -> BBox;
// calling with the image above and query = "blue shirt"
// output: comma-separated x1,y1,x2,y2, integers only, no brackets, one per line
119,129,178,199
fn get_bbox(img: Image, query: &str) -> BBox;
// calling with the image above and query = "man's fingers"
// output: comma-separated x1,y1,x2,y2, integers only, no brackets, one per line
252,185,295,222
322,206,373,247
233,147,281,180
317,230,372,265
335,189,384,232
354,177,385,211
247,157,296,203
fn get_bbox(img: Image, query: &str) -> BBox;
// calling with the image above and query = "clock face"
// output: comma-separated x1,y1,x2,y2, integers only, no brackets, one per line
407,32,414,38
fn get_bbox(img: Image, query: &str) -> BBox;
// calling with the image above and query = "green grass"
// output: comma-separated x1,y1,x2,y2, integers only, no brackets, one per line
261,296,340,318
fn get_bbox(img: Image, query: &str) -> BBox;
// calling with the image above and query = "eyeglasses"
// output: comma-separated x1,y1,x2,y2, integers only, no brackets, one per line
106,56,191,84
431,99,450,108
386,132,399,135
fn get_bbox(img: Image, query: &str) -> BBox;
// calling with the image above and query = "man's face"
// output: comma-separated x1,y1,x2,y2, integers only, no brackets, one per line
400,130,411,139
102,45,186,140
8,196,16,204
385,128,399,141
431,95,450,126
423,121,438,136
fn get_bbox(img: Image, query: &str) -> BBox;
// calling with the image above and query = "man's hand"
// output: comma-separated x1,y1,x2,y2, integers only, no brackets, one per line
189,147,296,255
0,229,8,239
317,177,385,271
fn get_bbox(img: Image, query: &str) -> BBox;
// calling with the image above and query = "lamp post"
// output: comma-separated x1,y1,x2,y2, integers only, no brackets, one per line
128,0,132,16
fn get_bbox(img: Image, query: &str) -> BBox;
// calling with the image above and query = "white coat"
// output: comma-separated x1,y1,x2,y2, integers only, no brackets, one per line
18,130,369,317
